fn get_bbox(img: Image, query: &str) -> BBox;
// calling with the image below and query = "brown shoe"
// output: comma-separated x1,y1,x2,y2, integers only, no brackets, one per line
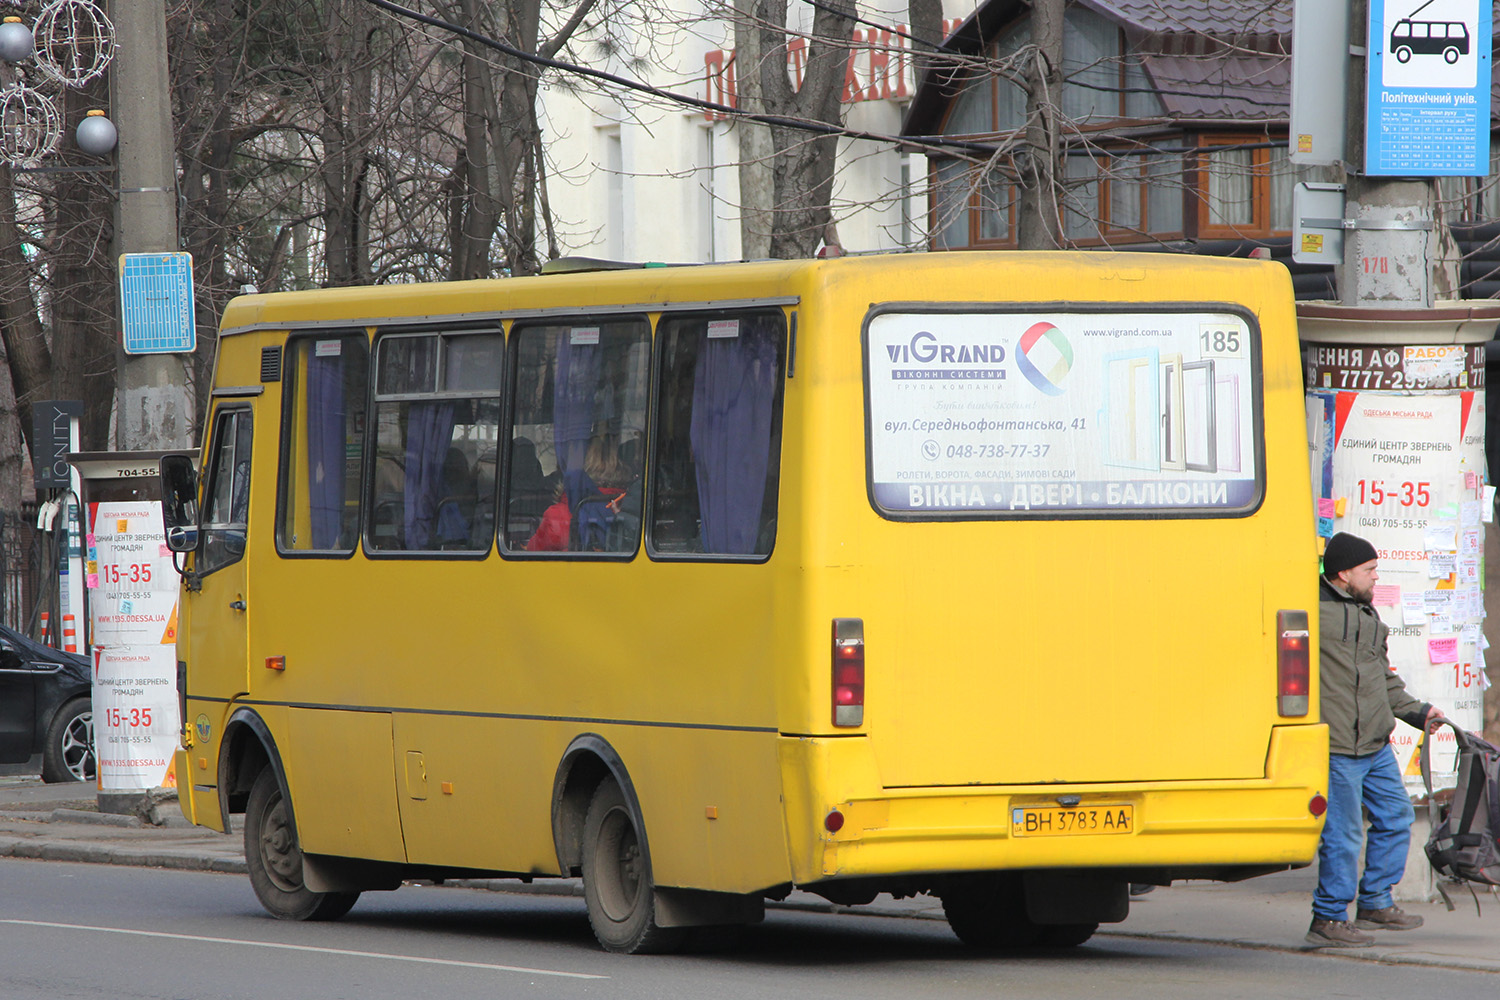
1354,905,1423,930
1305,917,1374,948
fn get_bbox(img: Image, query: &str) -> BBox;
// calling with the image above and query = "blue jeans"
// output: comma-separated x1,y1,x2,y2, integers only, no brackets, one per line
1312,745,1414,921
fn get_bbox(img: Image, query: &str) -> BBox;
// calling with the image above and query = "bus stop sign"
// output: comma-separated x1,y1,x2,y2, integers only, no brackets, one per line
119,252,196,355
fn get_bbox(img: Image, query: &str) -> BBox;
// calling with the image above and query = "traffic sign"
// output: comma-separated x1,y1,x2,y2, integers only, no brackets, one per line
1365,0,1493,176
119,252,195,354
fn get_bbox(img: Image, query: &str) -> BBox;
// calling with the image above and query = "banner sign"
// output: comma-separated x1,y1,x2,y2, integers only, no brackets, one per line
1305,342,1486,392
85,499,180,791
866,309,1260,516
1365,0,1493,176
86,501,179,647
1306,387,1487,789
93,645,179,790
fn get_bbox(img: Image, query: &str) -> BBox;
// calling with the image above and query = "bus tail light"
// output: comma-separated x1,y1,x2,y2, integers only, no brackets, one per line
832,618,864,727
1277,610,1309,717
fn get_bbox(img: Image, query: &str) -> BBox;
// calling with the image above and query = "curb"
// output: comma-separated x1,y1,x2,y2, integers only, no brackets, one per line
0,836,247,874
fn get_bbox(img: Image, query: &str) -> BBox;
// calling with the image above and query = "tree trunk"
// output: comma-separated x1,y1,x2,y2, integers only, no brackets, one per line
0,166,50,468
1017,0,1063,250
755,0,854,258
907,0,945,82
734,0,773,260
48,85,117,448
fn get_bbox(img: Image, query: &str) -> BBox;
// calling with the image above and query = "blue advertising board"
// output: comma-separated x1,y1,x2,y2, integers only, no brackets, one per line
1365,0,1493,176
119,252,196,355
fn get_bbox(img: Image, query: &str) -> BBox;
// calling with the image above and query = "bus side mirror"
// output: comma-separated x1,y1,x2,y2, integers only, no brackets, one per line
159,454,200,553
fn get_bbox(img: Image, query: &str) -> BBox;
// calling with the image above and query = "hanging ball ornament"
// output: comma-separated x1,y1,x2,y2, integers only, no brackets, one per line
74,107,114,155
32,0,115,88
0,16,33,63
0,84,61,166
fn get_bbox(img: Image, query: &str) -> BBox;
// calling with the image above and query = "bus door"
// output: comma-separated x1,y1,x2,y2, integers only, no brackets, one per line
188,403,256,710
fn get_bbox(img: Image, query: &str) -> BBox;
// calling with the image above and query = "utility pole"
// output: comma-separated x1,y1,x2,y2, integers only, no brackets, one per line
1340,0,1443,307
110,0,192,450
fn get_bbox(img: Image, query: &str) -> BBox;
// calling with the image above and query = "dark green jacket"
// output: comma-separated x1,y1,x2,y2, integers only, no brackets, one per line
1318,577,1430,756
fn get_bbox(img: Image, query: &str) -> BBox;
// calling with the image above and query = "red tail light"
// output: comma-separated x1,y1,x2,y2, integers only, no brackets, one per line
1277,610,1309,717
832,618,864,727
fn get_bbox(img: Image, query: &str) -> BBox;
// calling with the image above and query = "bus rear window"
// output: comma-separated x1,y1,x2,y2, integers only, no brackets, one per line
865,308,1262,519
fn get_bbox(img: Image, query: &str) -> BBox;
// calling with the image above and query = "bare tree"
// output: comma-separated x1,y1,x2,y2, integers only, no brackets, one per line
744,0,857,258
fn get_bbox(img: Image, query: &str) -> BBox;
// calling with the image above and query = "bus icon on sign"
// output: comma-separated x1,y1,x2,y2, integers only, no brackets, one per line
1391,1,1471,64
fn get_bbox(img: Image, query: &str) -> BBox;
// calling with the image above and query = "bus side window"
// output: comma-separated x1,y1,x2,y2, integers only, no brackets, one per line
367,330,502,554
199,408,253,576
505,318,650,555
277,335,369,553
651,310,785,558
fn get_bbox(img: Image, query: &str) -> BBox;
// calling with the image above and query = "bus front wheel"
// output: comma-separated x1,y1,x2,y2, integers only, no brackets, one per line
244,768,360,921
1395,46,1412,63
580,779,683,953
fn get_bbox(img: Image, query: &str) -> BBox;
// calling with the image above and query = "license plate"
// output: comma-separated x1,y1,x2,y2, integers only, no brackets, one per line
1011,804,1134,837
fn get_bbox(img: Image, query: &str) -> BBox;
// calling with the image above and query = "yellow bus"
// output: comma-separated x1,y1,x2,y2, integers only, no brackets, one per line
159,251,1326,953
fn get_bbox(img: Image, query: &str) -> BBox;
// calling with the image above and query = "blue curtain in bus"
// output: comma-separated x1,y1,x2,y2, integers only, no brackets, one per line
307,353,344,549
689,318,778,554
404,401,456,548
553,330,601,508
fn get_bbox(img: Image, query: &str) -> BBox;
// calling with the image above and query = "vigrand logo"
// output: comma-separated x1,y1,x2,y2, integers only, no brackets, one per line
1014,321,1073,396
884,331,1006,365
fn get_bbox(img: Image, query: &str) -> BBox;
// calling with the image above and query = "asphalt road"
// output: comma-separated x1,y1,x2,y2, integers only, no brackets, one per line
2,858,1497,1000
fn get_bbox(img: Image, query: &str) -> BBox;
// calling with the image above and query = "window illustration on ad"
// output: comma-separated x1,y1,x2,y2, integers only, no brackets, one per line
866,309,1260,517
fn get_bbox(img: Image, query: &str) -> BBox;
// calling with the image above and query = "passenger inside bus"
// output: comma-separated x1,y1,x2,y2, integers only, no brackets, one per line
434,446,476,549
526,434,630,552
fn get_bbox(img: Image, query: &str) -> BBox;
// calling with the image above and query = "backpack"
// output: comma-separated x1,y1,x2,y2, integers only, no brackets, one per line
1422,718,1500,912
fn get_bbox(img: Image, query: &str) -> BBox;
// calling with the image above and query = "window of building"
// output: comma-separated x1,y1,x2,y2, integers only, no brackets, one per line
651,310,785,559
367,330,502,554
277,334,369,554
505,318,650,555
932,159,972,249
1202,144,1256,230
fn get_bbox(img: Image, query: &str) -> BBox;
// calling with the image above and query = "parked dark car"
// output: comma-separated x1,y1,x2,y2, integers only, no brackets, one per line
0,624,94,782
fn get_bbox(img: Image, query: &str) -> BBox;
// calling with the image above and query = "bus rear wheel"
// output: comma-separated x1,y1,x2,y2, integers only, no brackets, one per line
941,873,1041,950
1039,922,1098,948
580,779,683,954
244,768,360,921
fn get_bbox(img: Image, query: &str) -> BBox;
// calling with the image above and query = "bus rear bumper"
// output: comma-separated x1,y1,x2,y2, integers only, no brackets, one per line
779,723,1328,885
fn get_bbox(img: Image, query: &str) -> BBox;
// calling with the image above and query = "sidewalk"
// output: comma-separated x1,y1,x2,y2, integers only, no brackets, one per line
2,775,1496,971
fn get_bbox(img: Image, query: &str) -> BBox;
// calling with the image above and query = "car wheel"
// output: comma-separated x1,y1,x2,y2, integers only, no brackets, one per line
41,697,95,784
244,768,359,921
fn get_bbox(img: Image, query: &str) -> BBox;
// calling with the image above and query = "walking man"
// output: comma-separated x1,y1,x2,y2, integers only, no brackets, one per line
1307,532,1444,948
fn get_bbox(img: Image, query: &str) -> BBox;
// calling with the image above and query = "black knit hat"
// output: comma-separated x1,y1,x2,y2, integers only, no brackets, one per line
1323,532,1378,577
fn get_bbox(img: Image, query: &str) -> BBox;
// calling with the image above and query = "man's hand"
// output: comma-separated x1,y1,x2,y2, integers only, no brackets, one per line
1425,706,1447,733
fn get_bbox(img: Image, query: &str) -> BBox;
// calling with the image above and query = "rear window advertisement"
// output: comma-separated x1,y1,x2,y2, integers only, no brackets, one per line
866,310,1260,517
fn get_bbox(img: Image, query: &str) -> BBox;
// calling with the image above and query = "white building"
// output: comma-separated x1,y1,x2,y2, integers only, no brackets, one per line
537,0,978,261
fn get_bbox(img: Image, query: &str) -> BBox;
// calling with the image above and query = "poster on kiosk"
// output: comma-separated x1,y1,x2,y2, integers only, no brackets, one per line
1306,343,1489,792
86,500,180,790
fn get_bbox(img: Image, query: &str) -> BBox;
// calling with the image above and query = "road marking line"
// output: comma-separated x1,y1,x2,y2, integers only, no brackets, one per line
0,919,608,979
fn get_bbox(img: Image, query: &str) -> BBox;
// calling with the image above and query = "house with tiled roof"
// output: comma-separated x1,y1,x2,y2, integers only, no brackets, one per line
901,0,1500,298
